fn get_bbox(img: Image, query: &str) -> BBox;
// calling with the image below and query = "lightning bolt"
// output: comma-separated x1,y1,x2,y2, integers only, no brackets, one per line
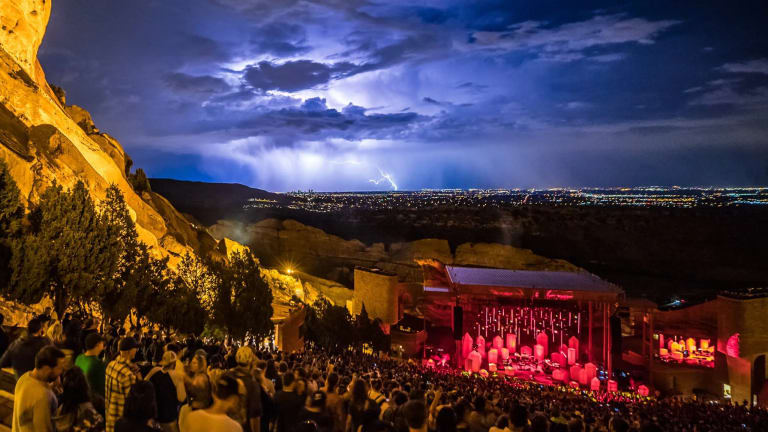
368,168,398,191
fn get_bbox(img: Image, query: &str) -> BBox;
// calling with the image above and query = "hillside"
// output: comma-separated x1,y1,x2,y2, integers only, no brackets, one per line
0,0,212,264
149,178,285,225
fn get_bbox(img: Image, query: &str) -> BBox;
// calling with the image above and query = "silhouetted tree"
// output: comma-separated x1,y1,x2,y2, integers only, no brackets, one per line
9,181,120,317
355,303,389,353
301,298,355,351
0,160,24,287
210,251,274,342
128,168,151,194
95,184,144,321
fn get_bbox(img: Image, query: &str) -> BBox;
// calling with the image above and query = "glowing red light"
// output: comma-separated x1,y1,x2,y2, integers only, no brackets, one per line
726,333,740,357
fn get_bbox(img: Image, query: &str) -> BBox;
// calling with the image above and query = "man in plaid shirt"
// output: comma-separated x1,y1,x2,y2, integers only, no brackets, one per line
105,337,140,432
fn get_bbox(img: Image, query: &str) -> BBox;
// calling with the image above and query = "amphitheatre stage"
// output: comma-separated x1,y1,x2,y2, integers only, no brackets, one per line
418,261,626,393
353,262,768,406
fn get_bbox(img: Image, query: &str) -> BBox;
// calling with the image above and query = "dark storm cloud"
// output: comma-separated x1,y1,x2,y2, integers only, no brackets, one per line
174,34,232,64
243,60,358,92
250,22,311,56
236,97,425,137
164,73,231,95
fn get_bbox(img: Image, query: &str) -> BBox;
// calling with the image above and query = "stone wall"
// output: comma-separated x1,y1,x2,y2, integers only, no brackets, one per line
353,268,399,324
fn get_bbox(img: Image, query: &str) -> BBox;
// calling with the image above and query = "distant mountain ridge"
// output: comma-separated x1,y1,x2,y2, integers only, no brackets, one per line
149,178,285,224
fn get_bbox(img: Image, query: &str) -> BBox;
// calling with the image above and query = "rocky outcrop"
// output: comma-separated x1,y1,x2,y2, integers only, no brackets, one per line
454,243,581,272
0,0,207,265
209,218,585,285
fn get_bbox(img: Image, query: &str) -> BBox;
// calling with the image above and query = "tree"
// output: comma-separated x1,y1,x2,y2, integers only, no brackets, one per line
95,185,143,322
300,298,355,351
355,304,389,353
0,160,24,286
128,168,151,194
177,252,219,315
9,181,120,317
151,275,207,335
210,251,274,342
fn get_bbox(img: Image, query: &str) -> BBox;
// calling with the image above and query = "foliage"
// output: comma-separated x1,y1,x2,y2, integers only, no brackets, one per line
209,251,274,341
355,304,390,353
128,168,151,194
178,252,219,314
148,274,207,335
0,160,24,286
8,181,121,317
95,185,144,321
0,168,269,340
300,298,355,351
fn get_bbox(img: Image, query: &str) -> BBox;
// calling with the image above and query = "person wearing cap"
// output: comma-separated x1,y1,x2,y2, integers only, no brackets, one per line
180,373,243,432
146,350,184,432
105,336,140,432
230,346,263,432
75,332,107,402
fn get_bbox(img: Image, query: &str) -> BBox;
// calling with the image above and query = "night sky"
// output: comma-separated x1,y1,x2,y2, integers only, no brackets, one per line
40,1,768,191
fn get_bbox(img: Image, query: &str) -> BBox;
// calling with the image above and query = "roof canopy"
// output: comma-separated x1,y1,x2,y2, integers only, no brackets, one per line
441,266,623,303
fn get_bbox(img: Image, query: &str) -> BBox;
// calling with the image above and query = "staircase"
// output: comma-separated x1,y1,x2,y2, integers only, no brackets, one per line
0,368,15,431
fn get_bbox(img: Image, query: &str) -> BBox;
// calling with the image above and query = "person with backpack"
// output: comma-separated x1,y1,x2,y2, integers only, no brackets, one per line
145,351,183,432
0,317,52,379
230,347,262,432
368,380,386,408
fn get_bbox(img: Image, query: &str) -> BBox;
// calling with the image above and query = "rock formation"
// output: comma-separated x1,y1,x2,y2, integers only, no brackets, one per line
0,0,212,264
209,218,584,285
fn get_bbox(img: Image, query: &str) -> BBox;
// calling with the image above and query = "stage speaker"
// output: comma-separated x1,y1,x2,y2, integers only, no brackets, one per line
610,315,622,354
453,306,463,340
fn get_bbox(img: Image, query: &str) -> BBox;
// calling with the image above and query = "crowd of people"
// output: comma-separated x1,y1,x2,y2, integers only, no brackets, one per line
1,311,767,432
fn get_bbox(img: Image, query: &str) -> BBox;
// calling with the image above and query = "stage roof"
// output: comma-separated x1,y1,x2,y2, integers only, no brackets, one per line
445,266,623,298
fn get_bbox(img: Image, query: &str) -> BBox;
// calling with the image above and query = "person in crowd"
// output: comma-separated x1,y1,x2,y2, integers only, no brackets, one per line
403,400,427,432
468,396,497,432
369,379,386,407
115,381,161,432
180,373,243,432
1,316,52,379
146,351,183,432
434,407,457,432
53,366,105,432
105,337,140,432
508,405,527,432
275,370,306,432
347,379,380,432
298,390,335,432
186,352,212,409
324,372,345,432
12,345,66,432
230,346,263,432
488,416,510,432
80,318,99,349
163,344,187,404
76,333,107,405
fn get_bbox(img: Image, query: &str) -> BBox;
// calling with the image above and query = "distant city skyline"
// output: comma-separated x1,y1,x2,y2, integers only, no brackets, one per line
41,1,768,191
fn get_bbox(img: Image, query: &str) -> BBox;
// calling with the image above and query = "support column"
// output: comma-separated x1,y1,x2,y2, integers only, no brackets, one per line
641,311,647,358
603,302,609,365
606,303,613,378
648,310,654,389
588,301,593,362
